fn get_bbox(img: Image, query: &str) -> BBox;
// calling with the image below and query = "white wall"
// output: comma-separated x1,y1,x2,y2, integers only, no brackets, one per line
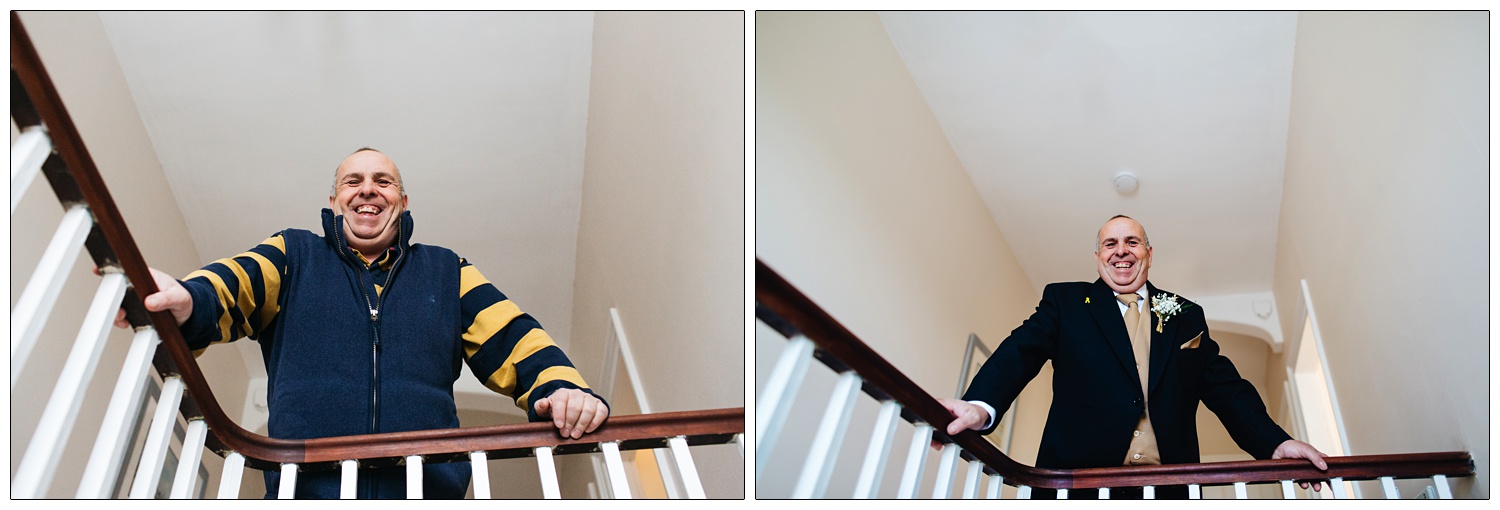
565,11,746,498
754,12,1045,497
1272,11,1487,498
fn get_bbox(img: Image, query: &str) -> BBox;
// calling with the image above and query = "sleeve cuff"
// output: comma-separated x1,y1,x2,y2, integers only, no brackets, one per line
178,278,222,350
969,400,997,431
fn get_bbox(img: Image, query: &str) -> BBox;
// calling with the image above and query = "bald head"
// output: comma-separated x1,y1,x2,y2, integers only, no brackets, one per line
331,148,405,197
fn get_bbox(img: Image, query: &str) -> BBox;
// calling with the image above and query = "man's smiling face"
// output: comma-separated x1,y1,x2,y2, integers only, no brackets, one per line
1095,216,1152,294
329,150,408,259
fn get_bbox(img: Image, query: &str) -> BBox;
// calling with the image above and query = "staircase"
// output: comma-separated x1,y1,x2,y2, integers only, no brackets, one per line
755,257,1474,499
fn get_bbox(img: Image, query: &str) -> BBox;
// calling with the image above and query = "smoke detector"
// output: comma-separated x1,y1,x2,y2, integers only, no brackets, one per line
1114,171,1138,194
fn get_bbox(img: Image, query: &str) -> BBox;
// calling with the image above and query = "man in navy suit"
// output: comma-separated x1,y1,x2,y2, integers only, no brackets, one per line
939,215,1328,499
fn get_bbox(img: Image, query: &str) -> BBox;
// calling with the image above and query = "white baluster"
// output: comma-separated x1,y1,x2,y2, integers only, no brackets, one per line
896,423,932,498
11,204,91,384
986,474,1003,499
12,272,126,498
406,455,423,499
76,327,161,498
1330,477,1347,499
601,441,632,499
1281,480,1295,499
853,400,900,498
792,370,860,498
1432,474,1453,499
1143,485,1155,499
667,436,707,499
652,448,684,498
1016,485,1031,499
1234,481,1248,499
169,419,209,498
278,464,298,499
960,459,983,499
930,443,960,498
11,125,51,212
1188,484,1199,499
341,459,358,499
1380,476,1399,499
1057,488,1068,499
1101,487,1111,499
469,452,491,499
536,446,561,499
755,335,813,480
217,452,245,499
129,376,184,498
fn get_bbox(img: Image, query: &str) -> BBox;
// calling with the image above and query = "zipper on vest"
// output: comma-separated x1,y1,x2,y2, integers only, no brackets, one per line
369,307,380,426
341,225,404,432
337,217,407,497
361,243,405,434
351,259,383,439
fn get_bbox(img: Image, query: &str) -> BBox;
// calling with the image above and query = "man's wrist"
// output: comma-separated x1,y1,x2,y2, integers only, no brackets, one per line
968,400,997,430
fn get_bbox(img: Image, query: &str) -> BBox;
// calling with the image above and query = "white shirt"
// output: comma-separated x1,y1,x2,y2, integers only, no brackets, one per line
968,286,1148,431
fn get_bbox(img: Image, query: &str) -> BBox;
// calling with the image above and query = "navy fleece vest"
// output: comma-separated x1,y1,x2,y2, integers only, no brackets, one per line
188,210,472,498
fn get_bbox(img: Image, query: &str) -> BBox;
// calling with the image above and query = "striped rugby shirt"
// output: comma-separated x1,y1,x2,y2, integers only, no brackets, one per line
181,232,592,415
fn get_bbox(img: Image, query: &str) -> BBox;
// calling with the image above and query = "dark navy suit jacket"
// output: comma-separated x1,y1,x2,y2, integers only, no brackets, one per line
962,279,1291,473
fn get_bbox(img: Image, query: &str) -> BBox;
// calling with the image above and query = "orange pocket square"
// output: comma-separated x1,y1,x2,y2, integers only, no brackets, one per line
1179,333,1202,350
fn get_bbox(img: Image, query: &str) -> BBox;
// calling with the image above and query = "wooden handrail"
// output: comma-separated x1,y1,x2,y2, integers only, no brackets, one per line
755,257,1473,490
11,12,742,480
293,407,742,471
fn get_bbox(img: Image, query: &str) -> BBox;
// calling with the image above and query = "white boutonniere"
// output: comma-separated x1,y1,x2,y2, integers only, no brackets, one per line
1150,293,1194,333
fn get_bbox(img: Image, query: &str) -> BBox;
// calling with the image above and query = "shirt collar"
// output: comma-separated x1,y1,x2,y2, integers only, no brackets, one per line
348,245,400,270
1112,287,1150,310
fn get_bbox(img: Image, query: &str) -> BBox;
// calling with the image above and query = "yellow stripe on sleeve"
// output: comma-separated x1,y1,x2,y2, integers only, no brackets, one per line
185,268,233,344
227,257,256,338
246,250,281,333
254,235,286,332
481,328,554,397
462,299,524,358
515,365,590,411
459,264,486,296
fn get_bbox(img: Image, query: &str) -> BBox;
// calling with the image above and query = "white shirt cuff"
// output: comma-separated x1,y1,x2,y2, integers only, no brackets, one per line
968,400,997,431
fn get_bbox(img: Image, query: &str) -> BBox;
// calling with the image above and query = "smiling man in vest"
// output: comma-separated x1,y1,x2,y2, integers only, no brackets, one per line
118,148,609,498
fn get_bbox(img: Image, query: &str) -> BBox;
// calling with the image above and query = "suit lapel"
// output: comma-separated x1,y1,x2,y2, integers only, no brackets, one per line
1087,279,1138,382
1146,283,1174,399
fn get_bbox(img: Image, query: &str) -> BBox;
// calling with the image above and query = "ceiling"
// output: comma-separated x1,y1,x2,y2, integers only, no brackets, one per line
50,11,1296,346
879,12,1299,298
97,11,595,346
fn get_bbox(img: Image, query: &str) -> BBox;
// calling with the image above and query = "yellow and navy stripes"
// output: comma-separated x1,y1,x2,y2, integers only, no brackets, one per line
458,257,589,412
181,237,590,414
183,235,287,355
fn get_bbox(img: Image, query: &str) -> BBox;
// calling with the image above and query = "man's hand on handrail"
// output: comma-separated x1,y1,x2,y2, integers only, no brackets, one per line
930,397,991,449
533,388,609,440
1273,439,1330,491
99,266,193,329
938,397,991,436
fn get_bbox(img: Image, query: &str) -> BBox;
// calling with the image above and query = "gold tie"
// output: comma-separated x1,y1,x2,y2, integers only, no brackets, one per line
1117,293,1147,383
1117,292,1160,465
1118,293,1140,337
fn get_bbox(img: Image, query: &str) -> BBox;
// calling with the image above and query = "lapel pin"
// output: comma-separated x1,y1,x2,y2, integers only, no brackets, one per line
1085,297,1090,304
